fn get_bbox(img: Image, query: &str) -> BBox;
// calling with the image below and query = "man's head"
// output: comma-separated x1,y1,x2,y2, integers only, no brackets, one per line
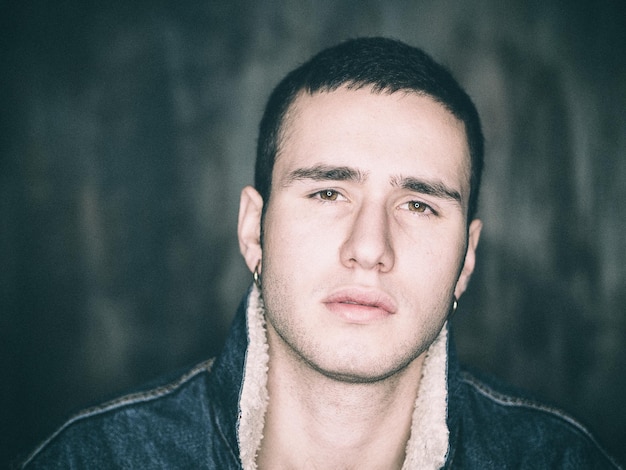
255,37,484,224
238,37,483,383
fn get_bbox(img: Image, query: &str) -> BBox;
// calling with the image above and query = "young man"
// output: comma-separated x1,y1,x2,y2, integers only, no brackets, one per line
23,38,618,469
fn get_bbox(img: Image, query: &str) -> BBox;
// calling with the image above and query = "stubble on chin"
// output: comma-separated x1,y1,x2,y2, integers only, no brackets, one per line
263,306,434,386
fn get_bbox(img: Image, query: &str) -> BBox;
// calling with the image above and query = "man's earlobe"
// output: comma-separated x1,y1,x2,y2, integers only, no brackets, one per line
237,186,264,273
454,219,482,299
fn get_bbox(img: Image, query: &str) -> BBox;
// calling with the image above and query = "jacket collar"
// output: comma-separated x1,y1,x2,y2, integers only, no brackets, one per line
209,286,452,469
204,290,250,463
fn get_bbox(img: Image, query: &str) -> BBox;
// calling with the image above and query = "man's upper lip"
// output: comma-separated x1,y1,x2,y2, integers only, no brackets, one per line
323,287,397,314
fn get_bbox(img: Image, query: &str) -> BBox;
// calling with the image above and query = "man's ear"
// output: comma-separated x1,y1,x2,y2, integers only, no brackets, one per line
454,218,482,299
238,185,264,273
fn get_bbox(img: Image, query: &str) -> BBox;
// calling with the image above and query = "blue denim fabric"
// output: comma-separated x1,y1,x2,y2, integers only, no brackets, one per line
445,350,620,468
22,292,620,469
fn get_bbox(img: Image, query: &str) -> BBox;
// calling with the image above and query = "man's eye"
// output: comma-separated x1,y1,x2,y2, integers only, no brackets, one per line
317,189,340,201
407,201,430,213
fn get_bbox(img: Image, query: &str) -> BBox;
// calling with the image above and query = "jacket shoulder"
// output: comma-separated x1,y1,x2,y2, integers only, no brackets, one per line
450,368,621,469
21,359,216,469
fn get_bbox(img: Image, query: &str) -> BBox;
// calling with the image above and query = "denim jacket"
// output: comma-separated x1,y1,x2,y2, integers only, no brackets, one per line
22,286,620,469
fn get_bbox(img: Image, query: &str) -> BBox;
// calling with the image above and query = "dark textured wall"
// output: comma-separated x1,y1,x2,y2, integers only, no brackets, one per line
2,0,625,466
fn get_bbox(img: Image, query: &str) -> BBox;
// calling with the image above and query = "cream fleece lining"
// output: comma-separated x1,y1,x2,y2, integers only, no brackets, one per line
237,285,450,470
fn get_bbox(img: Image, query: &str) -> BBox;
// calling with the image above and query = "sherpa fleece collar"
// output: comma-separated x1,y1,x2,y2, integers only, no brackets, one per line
237,285,450,470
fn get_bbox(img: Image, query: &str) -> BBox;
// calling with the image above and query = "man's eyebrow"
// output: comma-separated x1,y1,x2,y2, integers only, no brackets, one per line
283,165,368,186
391,175,462,203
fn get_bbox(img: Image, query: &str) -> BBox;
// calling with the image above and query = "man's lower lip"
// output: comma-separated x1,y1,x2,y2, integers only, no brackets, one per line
324,302,391,323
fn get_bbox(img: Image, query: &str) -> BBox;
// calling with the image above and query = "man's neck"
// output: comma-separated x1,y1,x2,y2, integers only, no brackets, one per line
256,330,425,469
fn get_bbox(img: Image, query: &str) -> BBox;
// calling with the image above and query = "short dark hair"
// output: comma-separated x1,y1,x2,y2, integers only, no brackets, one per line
255,37,484,222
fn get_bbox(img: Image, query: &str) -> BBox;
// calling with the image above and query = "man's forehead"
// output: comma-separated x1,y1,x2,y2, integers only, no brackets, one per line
279,86,469,152
275,87,472,190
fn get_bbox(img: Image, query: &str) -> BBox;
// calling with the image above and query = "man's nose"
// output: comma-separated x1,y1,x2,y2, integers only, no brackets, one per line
339,202,395,272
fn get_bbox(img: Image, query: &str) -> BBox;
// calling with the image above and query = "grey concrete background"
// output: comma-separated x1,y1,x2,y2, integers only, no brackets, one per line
2,0,625,466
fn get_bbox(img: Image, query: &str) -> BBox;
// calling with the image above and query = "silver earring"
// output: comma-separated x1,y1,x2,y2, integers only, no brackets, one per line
451,296,458,316
253,260,261,289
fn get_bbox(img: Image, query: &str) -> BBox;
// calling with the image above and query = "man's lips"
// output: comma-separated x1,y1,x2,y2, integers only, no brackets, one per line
322,288,397,316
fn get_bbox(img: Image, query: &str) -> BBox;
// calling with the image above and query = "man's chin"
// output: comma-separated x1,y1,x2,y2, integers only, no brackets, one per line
304,354,421,385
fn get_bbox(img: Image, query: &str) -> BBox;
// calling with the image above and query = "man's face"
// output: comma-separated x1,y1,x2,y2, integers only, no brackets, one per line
240,87,481,383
